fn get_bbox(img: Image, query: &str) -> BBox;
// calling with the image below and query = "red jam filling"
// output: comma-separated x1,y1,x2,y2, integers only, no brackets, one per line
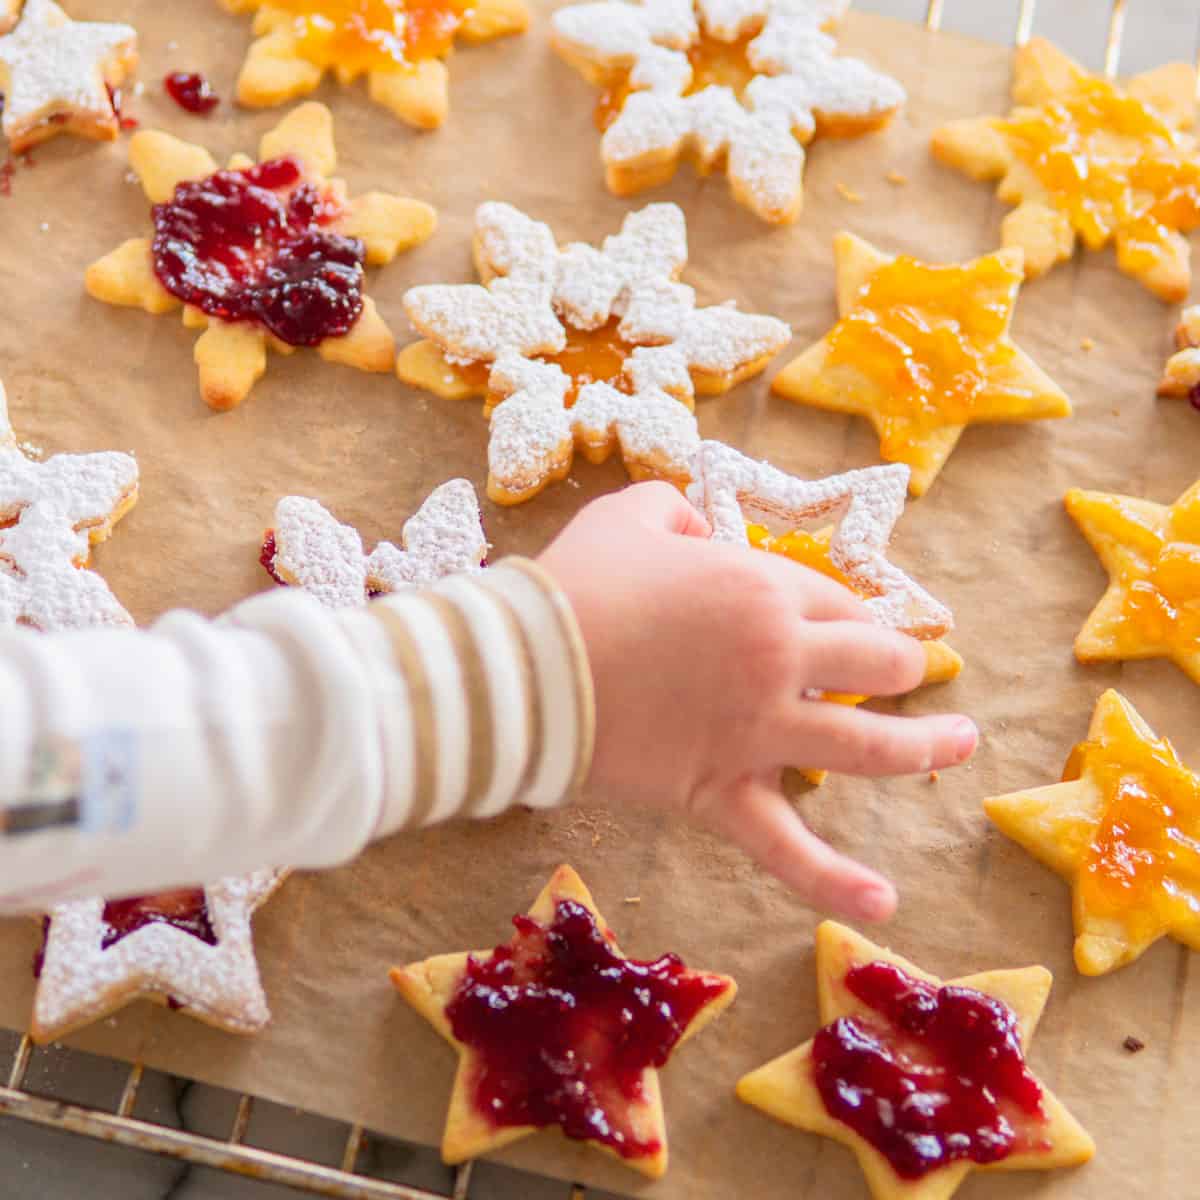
812,961,1045,1180
164,72,220,115
100,888,217,950
106,85,139,131
151,156,365,347
259,530,286,586
445,897,728,1159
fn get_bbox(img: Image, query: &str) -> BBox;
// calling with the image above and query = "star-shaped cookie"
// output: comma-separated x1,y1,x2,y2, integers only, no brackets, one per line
1156,303,1200,402
86,102,436,411
391,864,736,1177
551,0,904,223
737,921,1095,1200
0,0,138,153
771,232,1071,496
397,201,790,504
1065,478,1200,684
985,690,1200,976
222,0,529,129
933,37,1200,302
32,870,286,1042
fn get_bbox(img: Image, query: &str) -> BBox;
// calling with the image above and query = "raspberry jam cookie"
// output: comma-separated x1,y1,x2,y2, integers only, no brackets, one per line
261,479,487,605
0,0,138,153
221,0,529,129
397,201,790,504
933,38,1200,302
0,376,137,631
391,864,736,1177
772,233,1071,496
86,102,437,411
1156,303,1200,406
986,689,1200,976
551,0,903,223
737,921,1095,1200
32,871,287,1042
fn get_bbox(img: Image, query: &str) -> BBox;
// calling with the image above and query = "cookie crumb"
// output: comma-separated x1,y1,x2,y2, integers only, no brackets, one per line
928,770,939,782
1122,1035,1145,1053
836,181,863,203
623,896,641,905
885,170,908,186
1080,336,1094,351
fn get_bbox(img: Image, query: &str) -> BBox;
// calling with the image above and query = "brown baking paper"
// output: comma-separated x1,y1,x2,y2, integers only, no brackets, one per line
0,3,1198,1196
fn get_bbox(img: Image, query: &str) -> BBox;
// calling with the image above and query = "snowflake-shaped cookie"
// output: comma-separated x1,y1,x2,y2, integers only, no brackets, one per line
551,0,904,223
222,0,530,130
397,201,791,504
0,375,138,631
261,478,487,606
85,102,437,411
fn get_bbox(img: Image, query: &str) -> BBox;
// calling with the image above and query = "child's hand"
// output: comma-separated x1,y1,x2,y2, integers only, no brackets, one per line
538,482,978,924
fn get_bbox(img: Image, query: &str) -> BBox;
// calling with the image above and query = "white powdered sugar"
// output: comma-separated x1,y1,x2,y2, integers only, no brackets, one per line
688,440,952,637
0,377,137,631
267,480,487,607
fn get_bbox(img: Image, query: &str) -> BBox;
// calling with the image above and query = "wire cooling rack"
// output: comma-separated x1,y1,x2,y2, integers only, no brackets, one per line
0,1,1195,1196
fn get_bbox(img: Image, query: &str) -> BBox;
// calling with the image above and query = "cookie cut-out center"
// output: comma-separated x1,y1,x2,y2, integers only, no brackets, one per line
812,960,1046,1179
99,888,217,950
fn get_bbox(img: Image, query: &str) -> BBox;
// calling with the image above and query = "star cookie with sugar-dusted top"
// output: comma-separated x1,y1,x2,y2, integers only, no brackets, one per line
551,0,903,223
222,0,529,130
397,201,790,504
772,232,1071,496
933,37,1200,301
737,921,1095,1200
1156,303,1200,403
986,690,1200,976
261,478,487,606
391,864,736,1177
0,0,138,153
1065,478,1200,684
85,102,436,412
0,375,137,631
32,871,287,1042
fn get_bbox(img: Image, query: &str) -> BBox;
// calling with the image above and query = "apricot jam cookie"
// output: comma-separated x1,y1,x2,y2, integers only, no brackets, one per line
391,864,736,1177
933,37,1200,302
397,201,790,504
551,0,903,223
737,921,1095,1200
86,102,436,411
772,233,1070,496
221,0,528,130
0,0,137,153
986,689,1200,976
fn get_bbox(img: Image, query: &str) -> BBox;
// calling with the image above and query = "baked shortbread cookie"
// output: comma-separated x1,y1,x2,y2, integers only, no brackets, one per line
0,0,137,153
737,921,1095,1200
1156,303,1200,402
391,864,736,1177
771,233,1071,495
221,0,529,129
86,102,436,411
551,0,904,223
985,689,1200,976
397,201,790,504
933,37,1200,301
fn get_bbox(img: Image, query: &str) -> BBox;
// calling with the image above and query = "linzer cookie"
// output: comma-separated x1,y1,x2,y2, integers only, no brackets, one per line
737,921,1095,1200
772,233,1071,496
0,375,137,631
551,0,904,223
397,201,790,504
1156,303,1200,404
85,102,436,411
933,37,1200,301
391,864,736,1177
222,0,529,129
0,0,138,153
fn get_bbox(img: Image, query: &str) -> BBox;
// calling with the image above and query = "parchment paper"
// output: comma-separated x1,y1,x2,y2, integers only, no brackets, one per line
0,4,1197,1196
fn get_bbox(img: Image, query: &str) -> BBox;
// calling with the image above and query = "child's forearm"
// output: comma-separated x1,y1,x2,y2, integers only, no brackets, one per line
0,559,593,910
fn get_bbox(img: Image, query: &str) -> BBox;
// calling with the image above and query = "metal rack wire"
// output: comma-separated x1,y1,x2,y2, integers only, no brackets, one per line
0,0,1192,1196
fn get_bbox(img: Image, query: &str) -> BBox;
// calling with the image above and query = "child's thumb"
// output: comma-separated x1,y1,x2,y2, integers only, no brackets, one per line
620,480,711,538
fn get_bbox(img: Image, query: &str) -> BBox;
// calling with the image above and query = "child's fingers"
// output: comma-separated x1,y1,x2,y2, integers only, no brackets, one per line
751,551,873,623
616,480,712,537
795,622,926,697
786,704,978,776
716,780,897,921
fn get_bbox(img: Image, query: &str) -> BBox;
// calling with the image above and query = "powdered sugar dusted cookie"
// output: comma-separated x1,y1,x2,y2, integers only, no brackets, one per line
262,478,487,606
0,0,138,153
397,201,790,504
551,0,903,223
32,871,287,1042
0,376,137,631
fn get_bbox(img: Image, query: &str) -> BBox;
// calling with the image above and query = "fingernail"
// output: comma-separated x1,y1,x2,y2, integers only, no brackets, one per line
857,884,895,923
953,718,978,761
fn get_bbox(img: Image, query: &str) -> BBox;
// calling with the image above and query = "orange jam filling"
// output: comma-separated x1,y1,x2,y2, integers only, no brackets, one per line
825,255,1023,465
274,0,466,77
1001,76,1200,267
